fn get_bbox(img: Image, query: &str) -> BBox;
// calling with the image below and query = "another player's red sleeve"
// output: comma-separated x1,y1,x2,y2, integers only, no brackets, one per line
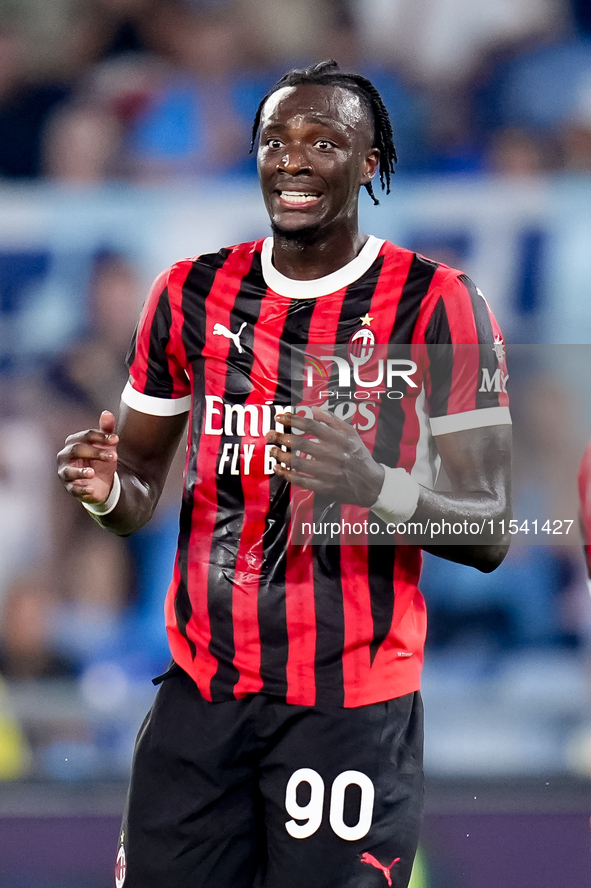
577,440,591,578
124,262,192,415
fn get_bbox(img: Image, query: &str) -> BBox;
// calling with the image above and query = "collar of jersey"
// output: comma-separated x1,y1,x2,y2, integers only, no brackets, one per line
261,235,385,299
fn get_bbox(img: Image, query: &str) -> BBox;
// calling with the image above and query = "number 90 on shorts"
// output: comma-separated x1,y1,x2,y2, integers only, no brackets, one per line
285,768,375,841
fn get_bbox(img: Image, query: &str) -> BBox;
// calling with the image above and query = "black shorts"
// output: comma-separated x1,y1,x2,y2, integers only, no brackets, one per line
115,665,424,888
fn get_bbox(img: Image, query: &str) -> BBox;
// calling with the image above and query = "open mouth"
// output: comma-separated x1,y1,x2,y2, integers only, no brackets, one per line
276,191,321,205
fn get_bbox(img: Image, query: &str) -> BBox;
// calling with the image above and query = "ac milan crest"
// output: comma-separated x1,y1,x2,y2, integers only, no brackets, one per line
115,841,127,888
348,327,375,366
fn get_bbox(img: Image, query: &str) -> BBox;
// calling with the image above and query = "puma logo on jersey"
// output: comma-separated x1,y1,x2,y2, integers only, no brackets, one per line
360,853,400,886
213,322,247,353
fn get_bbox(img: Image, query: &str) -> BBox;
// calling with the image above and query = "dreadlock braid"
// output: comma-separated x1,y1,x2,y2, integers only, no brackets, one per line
250,59,397,206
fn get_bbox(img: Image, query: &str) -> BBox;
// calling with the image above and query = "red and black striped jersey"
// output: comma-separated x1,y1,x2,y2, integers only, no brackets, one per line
124,236,511,707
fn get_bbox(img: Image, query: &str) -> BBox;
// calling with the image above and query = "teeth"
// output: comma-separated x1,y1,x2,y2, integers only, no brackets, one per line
279,192,319,203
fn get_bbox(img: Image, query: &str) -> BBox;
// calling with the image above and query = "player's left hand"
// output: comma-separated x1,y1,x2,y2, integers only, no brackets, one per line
266,408,385,506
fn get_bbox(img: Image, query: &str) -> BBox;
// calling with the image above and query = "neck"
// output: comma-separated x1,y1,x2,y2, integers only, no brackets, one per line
271,224,368,281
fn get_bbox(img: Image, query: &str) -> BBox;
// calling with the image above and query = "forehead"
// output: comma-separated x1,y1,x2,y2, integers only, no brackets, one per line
260,83,371,135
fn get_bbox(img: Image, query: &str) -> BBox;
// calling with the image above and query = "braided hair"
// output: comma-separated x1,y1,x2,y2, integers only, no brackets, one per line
251,59,397,206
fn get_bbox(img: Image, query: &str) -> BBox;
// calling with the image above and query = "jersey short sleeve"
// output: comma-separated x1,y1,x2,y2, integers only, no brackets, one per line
123,264,191,416
423,271,511,436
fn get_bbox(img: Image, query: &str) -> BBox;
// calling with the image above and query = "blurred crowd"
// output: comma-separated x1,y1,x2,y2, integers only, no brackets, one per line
1,0,591,182
1,0,591,780
0,248,186,779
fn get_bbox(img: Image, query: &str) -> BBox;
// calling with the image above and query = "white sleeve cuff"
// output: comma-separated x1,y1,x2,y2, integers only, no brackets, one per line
122,381,191,416
82,472,121,516
430,405,512,436
370,466,421,525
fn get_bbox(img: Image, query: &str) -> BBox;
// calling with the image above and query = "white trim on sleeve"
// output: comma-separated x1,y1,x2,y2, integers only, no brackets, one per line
121,381,191,416
430,405,512,436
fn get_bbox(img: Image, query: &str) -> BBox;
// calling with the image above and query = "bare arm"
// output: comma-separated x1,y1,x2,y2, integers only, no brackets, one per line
416,425,511,571
57,404,188,536
266,410,511,572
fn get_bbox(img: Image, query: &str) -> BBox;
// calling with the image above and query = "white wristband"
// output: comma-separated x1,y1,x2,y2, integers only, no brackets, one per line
82,472,121,516
370,466,421,525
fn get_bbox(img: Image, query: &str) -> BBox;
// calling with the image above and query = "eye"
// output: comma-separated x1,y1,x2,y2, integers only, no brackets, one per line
266,138,283,149
315,140,335,150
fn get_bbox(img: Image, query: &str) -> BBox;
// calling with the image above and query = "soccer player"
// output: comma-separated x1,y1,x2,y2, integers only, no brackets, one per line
57,60,512,888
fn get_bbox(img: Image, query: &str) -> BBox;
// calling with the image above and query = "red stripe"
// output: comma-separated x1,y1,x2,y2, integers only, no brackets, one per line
395,259,435,474
285,487,316,705
448,346,480,415
387,262,440,474
339,245,415,705
231,287,292,697
339,508,372,701
285,287,348,705
371,245,422,476
346,547,424,706
384,547,424,669
366,243,415,341
182,245,258,700
440,271,480,414
166,262,193,398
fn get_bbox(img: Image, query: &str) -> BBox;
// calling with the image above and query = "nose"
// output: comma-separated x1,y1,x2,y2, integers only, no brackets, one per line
277,143,311,175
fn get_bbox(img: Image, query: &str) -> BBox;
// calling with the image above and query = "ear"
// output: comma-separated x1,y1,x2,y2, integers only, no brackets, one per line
360,148,380,186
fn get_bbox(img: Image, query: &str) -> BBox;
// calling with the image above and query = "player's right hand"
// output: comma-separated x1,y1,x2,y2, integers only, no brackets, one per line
57,410,119,504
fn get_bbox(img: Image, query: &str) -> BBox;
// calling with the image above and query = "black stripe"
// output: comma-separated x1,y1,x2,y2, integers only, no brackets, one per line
335,255,384,336
137,287,175,398
458,274,494,344
313,537,345,707
258,477,291,697
391,254,439,343
368,253,437,663
425,295,453,419
175,250,231,661
209,251,265,701
125,326,138,372
313,267,381,706
458,273,501,410
368,543,396,664
372,253,438,468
